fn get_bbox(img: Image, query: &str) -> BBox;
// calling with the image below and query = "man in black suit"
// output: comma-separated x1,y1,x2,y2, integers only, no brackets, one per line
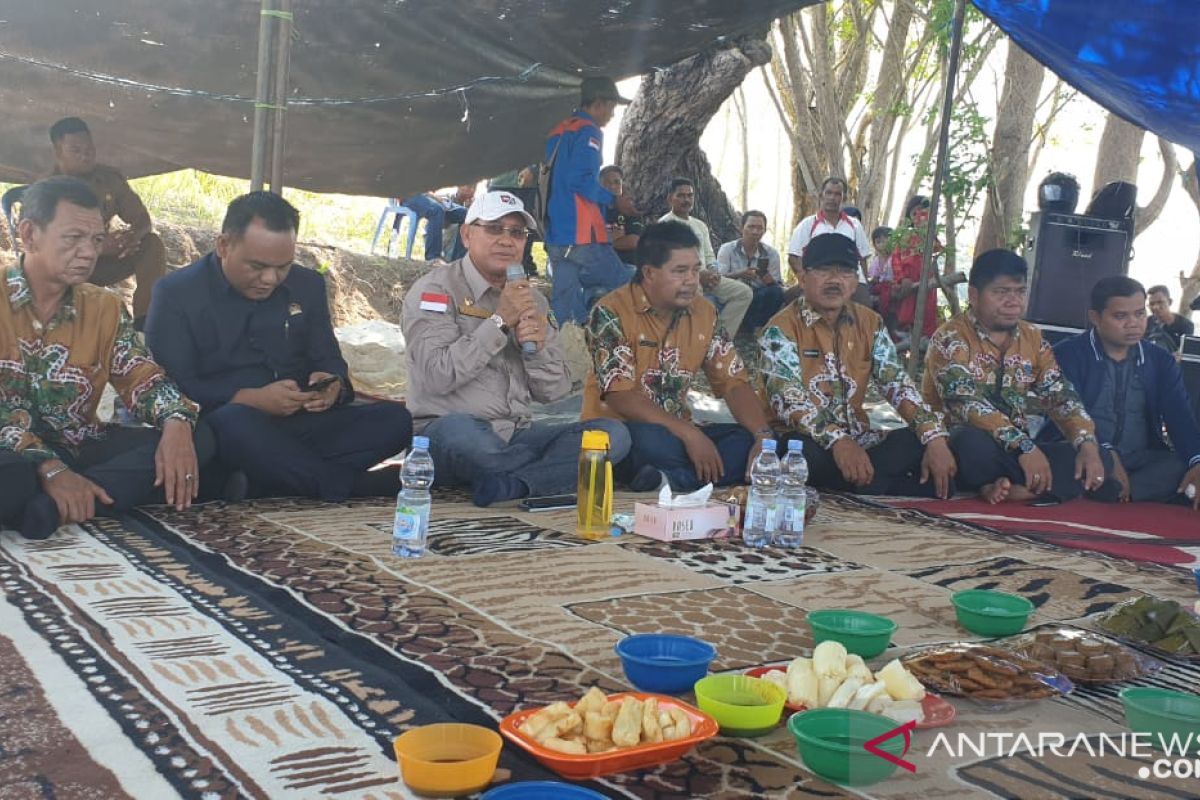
145,191,412,500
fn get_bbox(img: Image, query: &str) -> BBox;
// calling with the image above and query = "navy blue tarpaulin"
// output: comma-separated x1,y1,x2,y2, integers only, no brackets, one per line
972,0,1200,150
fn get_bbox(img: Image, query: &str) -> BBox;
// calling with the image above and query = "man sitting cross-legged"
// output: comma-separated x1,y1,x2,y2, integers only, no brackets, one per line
146,191,413,501
1044,276,1200,508
583,221,772,492
0,177,211,540
759,233,957,498
923,249,1115,505
403,191,630,507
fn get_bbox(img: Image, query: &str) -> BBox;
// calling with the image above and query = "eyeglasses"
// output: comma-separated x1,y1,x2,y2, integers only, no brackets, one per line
471,222,530,241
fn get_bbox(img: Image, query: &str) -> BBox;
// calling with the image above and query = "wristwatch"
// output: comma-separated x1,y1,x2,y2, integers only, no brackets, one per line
488,313,509,334
1017,437,1036,455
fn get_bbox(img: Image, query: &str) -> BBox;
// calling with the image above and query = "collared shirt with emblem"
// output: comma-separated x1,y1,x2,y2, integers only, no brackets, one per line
759,299,945,449
923,309,1096,451
53,164,152,231
403,256,571,441
0,262,197,462
582,283,748,421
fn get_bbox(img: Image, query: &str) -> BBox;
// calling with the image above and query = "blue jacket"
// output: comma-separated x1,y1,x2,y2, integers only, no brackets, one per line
144,252,351,412
544,110,615,247
1042,329,1200,467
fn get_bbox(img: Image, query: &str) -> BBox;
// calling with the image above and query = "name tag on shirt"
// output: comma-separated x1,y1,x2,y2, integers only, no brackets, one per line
420,292,450,313
457,302,491,320
802,349,821,358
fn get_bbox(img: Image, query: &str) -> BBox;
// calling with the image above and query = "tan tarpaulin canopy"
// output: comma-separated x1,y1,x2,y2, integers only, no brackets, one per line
0,0,814,196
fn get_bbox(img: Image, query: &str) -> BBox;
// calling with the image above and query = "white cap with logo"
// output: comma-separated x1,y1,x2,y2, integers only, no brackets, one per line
464,190,537,231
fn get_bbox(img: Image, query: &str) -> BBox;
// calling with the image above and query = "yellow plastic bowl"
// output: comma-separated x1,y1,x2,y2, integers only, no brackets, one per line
393,723,502,797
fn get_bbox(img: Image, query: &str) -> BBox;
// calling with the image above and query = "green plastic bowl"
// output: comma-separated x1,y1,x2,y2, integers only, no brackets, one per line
788,708,905,786
950,590,1034,636
1120,687,1200,754
807,610,898,658
692,674,785,737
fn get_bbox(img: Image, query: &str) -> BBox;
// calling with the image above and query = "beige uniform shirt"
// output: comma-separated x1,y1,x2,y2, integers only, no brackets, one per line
403,256,571,441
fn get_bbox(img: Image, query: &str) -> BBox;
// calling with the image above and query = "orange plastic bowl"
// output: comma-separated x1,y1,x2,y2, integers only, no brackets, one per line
498,692,718,780
393,723,502,797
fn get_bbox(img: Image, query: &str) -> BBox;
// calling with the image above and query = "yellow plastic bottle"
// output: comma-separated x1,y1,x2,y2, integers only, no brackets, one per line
576,430,613,541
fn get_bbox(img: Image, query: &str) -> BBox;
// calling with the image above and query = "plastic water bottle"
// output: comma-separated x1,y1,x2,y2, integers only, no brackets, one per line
775,439,808,548
742,439,780,548
393,436,434,558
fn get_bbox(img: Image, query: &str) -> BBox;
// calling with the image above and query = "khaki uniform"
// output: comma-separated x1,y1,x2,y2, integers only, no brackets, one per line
403,256,571,440
58,164,166,318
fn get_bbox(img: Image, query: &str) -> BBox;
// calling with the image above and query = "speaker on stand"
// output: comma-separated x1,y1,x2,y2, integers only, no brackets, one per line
1180,335,1200,421
1024,211,1131,329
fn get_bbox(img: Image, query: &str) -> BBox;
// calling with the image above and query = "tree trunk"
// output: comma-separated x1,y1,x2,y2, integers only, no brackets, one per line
1092,114,1145,188
975,42,1044,253
617,34,772,246
1181,156,1200,312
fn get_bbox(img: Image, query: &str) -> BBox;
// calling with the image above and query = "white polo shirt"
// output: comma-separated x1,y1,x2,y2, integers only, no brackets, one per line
787,212,871,261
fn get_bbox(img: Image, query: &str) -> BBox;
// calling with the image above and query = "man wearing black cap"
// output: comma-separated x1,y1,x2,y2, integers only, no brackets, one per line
760,233,958,497
923,249,1113,505
544,77,636,327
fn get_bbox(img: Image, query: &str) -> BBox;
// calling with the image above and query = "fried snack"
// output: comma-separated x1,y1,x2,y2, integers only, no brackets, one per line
582,710,613,743
902,644,1070,700
516,688,695,754
541,736,587,755
641,697,663,743
576,686,608,717
611,697,644,747
664,705,692,740
1009,626,1159,684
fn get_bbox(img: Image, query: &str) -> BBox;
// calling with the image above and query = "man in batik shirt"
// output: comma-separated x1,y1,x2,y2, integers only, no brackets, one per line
760,233,958,497
0,177,211,540
923,249,1113,504
583,221,773,491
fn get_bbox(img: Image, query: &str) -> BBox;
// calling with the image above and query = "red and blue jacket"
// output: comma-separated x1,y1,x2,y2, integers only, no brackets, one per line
544,110,615,246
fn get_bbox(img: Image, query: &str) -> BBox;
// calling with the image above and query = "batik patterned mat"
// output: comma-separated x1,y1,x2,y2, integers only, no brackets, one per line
2,491,1197,799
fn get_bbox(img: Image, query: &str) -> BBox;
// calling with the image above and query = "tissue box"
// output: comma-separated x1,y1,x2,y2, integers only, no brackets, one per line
633,501,740,542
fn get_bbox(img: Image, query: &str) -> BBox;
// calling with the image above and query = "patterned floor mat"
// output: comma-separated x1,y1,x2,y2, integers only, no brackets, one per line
1,490,1197,799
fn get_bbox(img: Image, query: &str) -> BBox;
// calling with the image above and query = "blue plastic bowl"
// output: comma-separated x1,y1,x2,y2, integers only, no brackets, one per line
614,633,716,693
482,781,608,799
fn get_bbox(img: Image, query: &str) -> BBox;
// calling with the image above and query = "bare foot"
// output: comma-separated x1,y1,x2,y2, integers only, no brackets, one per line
980,477,1011,504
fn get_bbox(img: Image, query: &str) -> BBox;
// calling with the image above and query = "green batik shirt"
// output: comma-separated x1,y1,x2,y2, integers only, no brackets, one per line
0,263,198,462
759,299,946,450
922,309,1096,451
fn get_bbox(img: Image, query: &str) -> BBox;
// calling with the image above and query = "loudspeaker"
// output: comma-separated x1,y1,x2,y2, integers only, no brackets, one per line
1025,212,1130,328
1037,324,1084,347
1181,336,1200,419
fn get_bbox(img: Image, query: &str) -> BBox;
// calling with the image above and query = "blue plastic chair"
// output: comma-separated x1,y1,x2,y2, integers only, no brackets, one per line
1,184,27,251
370,199,419,259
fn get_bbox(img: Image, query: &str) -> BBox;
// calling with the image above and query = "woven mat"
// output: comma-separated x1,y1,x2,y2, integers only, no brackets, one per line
1,491,1197,799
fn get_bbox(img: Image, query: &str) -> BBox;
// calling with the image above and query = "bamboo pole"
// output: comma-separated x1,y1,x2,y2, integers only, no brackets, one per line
907,0,967,374
249,0,275,191
268,0,293,193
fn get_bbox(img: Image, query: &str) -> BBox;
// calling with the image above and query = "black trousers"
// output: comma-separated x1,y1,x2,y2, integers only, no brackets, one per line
949,426,1118,502
779,428,938,497
205,400,412,502
0,422,216,525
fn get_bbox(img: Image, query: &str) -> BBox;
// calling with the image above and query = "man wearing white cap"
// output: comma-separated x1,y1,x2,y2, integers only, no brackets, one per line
404,191,630,507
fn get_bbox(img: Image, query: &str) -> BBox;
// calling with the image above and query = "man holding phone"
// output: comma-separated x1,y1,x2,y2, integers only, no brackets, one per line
716,210,786,333
146,192,413,501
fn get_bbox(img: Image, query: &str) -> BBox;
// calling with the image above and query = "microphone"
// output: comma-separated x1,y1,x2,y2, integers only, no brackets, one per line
505,263,537,356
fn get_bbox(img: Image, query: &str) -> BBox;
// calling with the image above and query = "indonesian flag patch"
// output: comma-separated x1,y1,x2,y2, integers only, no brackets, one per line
587,136,601,151
419,292,450,313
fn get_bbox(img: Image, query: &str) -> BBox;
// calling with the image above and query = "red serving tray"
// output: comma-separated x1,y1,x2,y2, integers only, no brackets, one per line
498,692,718,780
744,665,956,728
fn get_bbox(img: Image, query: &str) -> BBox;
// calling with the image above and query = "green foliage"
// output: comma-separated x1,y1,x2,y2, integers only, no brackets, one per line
942,99,993,225
130,169,387,252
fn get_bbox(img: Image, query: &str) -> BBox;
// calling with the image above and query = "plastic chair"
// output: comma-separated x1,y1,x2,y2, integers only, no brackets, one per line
370,198,419,259
1,184,27,251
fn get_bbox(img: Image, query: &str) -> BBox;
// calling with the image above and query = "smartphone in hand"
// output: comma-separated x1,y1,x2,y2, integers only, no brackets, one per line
302,375,340,392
